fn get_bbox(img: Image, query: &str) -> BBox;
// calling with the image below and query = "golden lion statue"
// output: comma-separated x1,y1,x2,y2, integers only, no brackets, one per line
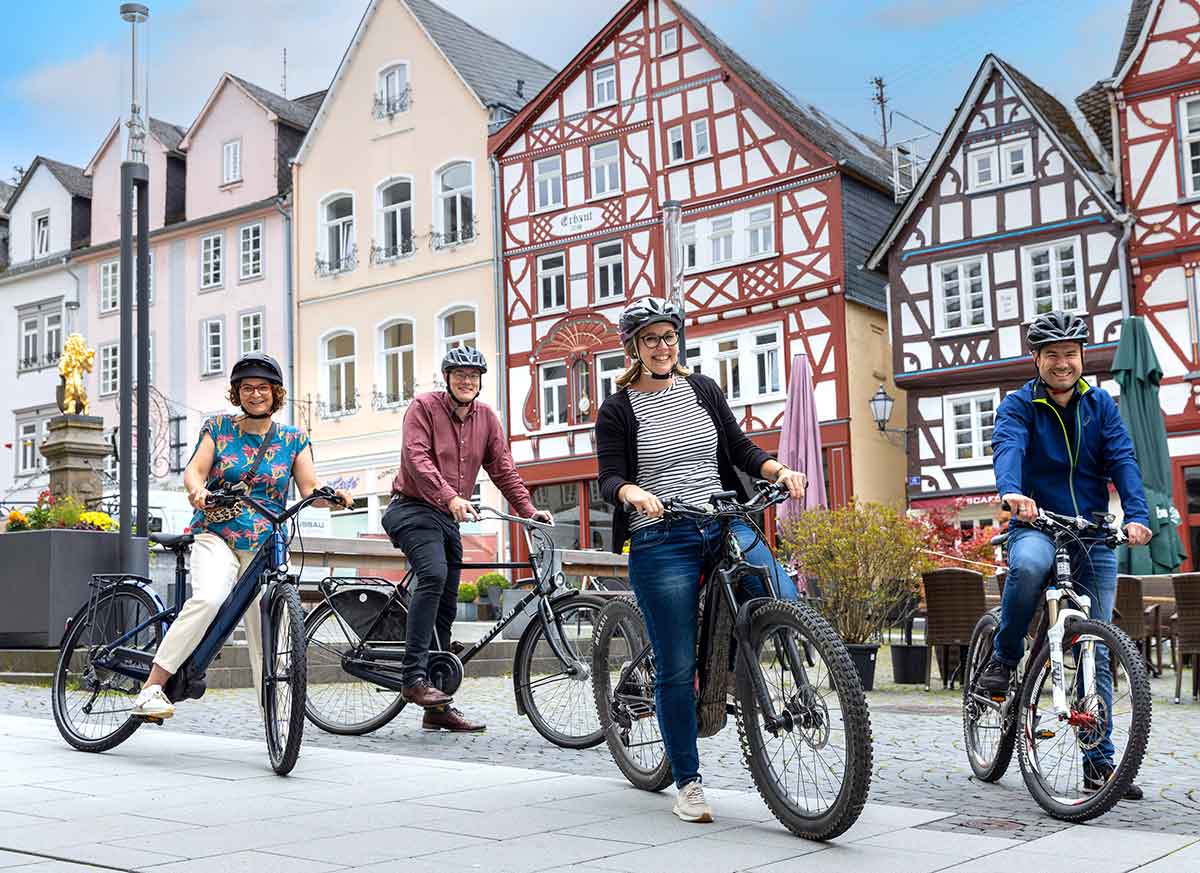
59,334,95,415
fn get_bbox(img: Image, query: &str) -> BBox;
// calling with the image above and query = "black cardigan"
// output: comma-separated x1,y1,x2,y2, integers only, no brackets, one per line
595,372,773,554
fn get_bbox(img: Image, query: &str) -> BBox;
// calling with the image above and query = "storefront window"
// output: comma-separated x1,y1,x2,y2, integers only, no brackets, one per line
531,483,581,550
587,480,613,551
331,497,368,538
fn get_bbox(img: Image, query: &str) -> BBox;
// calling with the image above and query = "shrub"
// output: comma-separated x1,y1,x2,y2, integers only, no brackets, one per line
457,582,478,603
476,572,510,591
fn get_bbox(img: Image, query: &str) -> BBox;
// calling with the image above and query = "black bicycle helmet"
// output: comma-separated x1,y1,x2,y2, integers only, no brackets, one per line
1026,310,1089,350
441,345,488,374
618,297,684,346
230,353,283,385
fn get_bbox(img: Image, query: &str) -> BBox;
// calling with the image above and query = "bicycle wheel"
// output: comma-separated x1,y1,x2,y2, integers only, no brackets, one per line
592,598,673,792
52,583,163,753
304,600,407,735
962,609,1016,782
264,584,307,775
1016,618,1151,822
515,594,605,749
735,600,872,841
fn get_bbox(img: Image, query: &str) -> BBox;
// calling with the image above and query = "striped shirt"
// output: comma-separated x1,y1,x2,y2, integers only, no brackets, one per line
627,377,723,532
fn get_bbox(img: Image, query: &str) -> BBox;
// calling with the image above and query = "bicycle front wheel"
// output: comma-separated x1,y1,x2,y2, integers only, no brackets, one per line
515,594,605,749
735,600,872,841
265,584,307,775
1016,618,1151,822
962,609,1016,782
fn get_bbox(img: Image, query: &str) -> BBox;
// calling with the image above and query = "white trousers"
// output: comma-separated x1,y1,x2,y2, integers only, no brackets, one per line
152,532,264,698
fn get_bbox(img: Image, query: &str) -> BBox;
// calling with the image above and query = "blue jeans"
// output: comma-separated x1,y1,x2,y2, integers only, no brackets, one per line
992,525,1118,764
627,518,797,788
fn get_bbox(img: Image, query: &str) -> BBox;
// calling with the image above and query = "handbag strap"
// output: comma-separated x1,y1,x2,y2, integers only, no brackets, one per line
208,419,278,492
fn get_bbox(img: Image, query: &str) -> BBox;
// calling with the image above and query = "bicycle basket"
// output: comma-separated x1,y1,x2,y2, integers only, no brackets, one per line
330,587,408,641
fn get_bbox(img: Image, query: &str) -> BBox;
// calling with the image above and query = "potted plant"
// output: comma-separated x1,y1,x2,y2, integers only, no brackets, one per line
455,581,479,622
475,572,510,608
886,589,926,685
779,500,929,691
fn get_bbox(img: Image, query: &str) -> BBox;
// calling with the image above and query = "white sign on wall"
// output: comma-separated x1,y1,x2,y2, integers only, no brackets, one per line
996,288,1018,320
549,207,604,237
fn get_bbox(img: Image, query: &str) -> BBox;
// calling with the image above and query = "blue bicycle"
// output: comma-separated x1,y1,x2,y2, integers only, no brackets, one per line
51,484,340,774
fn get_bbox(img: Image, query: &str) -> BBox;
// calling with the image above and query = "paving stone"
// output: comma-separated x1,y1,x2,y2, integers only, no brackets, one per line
130,849,345,873
586,833,822,873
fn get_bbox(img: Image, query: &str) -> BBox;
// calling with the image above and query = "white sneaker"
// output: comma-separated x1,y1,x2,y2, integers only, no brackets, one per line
132,684,174,719
672,780,713,823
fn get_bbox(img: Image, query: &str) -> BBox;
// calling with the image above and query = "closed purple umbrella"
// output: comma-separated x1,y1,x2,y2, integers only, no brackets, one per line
776,352,827,523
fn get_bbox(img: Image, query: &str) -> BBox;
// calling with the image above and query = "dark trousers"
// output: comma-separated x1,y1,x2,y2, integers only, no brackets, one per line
381,497,463,687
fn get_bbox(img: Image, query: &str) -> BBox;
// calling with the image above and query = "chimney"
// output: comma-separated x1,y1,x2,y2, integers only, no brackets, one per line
517,79,525,98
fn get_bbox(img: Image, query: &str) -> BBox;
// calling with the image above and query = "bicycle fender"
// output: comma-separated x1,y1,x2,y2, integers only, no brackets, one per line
511,589,586,715
733,596,773,648
74,576,169,638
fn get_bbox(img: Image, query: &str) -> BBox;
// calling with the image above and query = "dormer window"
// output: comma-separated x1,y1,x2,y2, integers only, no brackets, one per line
375,63,411,117
592,64,616,107
32,211,50,258
222,140,242,185
967,135,1032,191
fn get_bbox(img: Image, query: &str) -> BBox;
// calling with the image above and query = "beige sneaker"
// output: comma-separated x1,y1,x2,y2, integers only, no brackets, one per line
672,780,713,823
132,684,174,719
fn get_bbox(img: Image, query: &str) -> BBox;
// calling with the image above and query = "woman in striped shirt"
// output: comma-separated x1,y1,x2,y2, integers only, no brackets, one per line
595,297,807,824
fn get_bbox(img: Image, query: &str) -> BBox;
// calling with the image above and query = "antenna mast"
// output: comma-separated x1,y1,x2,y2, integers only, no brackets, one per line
281,47,288,97
871,76,889,146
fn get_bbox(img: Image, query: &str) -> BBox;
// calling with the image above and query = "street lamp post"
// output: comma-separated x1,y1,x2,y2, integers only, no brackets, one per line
661,199,685,358
869,383,908,444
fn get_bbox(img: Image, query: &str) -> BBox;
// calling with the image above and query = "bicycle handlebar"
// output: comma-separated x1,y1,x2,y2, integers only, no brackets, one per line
996,500,1127,546
206,484,346,527
623,481,791,519
473,504,556,530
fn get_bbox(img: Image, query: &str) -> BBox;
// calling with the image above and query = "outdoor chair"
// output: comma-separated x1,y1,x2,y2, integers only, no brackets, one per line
922,567,987,692
1113,574,1163,677
1170,574,1200,704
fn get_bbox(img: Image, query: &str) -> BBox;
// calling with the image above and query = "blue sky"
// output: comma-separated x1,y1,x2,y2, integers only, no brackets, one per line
0,0,1129,184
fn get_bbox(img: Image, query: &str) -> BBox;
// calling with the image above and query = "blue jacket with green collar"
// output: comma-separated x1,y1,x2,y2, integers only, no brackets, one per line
991,377,1149,526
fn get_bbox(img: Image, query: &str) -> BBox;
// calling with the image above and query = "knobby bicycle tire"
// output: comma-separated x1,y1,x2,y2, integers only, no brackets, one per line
962,609,1016,782
265,584,307,775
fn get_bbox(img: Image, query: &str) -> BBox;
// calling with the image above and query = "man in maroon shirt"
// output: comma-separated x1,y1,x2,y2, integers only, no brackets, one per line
382,346,550,732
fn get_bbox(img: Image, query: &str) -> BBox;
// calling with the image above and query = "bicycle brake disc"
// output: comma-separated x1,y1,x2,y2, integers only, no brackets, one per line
428,651,464,696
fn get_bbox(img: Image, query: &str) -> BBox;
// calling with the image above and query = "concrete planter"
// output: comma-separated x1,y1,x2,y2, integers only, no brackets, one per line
0,530,149,648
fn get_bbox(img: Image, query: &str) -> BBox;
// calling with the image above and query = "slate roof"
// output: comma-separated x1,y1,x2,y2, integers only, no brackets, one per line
1076,83,1113,157
149,117,187,154
403,0,554,113
39,158,92,199
230,74,323,130
672,3,892,191
998,58,1103,175
1115,0,1155,77
0,180,14,216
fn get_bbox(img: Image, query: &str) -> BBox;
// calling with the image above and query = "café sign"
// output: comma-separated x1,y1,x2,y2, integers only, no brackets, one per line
549,207,605,237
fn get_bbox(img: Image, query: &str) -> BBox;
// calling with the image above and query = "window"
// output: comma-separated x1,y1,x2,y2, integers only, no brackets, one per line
710,216,733,264
682,224,696,269
969,148,994,189
376,63,410,116
667,125,685,163
687,325,785,405
441,308,476,358
661,26,678,55
200,234,223,288
593,64,616,106
201,319,224,376
15,419,46,477
44,312,62,364
590,141,620,197
100,261,120,312
1002,140,1030,182
753,329,781,396
437,162,474,246
320,194,356,273
594,241,624,300
535,156,563,211
33,212,50,258
378,179,414,261
222,140,242,185
239,223,263,279
20,317,38,369
691,119,710,158
140,333,156,384
685,345,702,374
1182,97,1200,197
715,337,741,400
538,252,566,312
99,343,119,395
541,363,568,426
747,207,773,256
240,311,263,356
1025,240,1080,315
967,137,1033,191
937,257,988,333
947,392,997,463
598,352,625,403
381,320,414,405
168,415,186,474
324,332,356,413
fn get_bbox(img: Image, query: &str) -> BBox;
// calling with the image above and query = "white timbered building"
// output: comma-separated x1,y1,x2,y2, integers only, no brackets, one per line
489,0,904,552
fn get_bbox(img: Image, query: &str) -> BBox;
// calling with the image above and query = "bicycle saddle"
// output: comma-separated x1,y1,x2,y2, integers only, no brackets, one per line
149,532,195,550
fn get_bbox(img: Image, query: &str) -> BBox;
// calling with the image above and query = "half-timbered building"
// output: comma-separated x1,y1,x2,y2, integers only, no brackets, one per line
1078,0,1200,566
488,0,904,552
868,54,1128,527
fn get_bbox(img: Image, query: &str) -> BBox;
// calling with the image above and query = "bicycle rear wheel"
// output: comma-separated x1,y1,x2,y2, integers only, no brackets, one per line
735,600,872,841
304,599,407,735
265,584,307,775
962,609,1016,782
515,594,604,749
52,583,163,753
592,598,673,792
1017,618,1151,822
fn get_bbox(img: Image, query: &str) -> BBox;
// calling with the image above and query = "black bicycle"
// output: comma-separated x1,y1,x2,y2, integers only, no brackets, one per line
303,505,606,749
591,483,873,840
962,504,1152,821
51,484,341,775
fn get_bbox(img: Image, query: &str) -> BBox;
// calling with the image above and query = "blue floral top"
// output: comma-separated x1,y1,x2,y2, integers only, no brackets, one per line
189,415,311,551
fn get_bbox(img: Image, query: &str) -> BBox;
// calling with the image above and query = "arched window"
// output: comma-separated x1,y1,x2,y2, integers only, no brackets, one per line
440,308,476,360
376,179,413,261
319,194,355,274
436,162,474,247
375,62,410,117
379,320,414,405
323,331,357,413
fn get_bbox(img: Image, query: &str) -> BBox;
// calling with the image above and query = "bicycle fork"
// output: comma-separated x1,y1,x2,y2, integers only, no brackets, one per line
1043,546,1093,721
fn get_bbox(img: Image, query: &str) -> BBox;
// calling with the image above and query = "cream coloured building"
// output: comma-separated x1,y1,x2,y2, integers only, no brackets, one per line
291,0,553,538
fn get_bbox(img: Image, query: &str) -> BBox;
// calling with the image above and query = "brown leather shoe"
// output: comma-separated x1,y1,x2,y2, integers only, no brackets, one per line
422,706,486,733
402,679,452,708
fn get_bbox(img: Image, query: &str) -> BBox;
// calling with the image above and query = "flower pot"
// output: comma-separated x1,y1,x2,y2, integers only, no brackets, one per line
890,643,927,685
455,602,478,622
845,643,879,692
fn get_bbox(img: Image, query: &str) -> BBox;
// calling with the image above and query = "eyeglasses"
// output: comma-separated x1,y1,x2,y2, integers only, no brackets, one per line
239,383,274,396
449,369,481,383
639,331,679,349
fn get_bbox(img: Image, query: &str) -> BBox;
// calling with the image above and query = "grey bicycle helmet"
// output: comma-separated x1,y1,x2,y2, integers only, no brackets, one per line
1027,310,1088,350
441,345,488,374
618,297,684,346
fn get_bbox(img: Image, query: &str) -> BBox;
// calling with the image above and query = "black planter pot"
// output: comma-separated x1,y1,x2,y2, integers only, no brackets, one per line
890,643,928,685
0,530,149,648
845,643,880,692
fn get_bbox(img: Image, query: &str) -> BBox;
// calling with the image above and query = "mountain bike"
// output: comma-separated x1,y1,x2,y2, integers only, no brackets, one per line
51,484,342,775
591,483,873,840
303,506,606,749
962,504,1152,821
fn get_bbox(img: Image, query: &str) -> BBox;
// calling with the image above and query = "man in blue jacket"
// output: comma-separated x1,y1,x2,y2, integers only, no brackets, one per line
978,310,1152,799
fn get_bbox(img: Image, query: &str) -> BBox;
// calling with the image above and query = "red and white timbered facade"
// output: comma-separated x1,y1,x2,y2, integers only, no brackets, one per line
489,0,902,550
